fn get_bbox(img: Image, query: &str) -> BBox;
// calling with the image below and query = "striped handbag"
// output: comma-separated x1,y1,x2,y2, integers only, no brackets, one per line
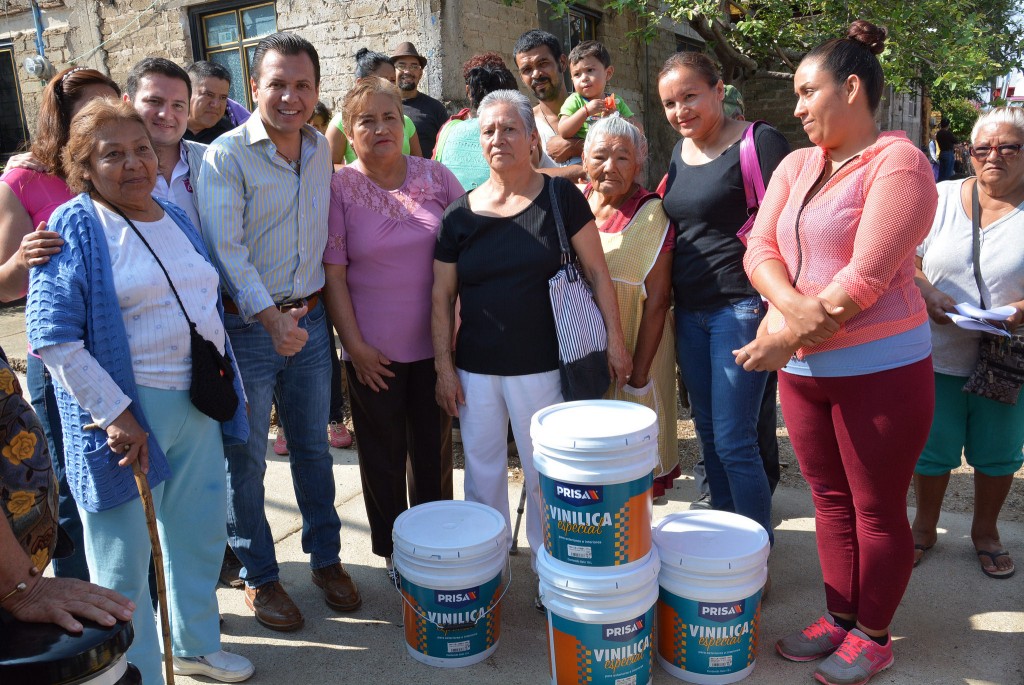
547,179,610,401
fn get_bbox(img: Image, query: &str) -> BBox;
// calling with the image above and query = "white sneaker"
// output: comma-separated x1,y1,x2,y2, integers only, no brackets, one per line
173,650,255,682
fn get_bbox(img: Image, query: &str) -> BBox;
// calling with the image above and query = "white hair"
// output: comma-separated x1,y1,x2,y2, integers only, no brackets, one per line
477,89,536,137
583,115,648,165
971,106,1024,144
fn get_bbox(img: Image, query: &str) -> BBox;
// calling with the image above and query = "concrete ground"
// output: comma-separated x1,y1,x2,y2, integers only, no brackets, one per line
2,304,1021,685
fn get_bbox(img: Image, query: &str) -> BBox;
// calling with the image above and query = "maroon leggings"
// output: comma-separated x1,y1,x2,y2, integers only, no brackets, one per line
778,358,934,631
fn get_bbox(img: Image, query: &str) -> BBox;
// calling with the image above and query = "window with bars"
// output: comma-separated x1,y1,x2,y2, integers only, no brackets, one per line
189,1,277,110
0,44,29,165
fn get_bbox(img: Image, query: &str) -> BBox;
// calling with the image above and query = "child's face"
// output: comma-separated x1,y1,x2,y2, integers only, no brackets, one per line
309,114,329,134
570,56,612,100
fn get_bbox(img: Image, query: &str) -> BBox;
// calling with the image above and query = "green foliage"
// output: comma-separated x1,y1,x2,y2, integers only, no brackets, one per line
518,0,1023,97
936,98,982,140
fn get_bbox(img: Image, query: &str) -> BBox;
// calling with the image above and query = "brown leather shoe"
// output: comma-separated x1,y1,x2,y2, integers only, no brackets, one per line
311,563,362,611
244,581,304,631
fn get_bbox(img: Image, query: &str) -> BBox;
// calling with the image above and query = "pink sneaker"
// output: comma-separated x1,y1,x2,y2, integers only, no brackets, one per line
776,614,848,662
273,430,288,456
328,421,353,449
813,630,893,685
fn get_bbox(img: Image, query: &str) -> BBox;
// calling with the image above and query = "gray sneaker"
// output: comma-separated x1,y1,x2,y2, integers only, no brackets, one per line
776,614,848,662
813,629,893,685
690,492,712,510
173,650,254,682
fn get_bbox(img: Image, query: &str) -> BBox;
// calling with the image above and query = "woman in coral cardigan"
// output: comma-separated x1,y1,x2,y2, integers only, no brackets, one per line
734,20,938,685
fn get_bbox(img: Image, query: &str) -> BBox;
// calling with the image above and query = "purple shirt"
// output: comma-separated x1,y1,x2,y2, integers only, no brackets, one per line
1,168,75,226
324,156,464,362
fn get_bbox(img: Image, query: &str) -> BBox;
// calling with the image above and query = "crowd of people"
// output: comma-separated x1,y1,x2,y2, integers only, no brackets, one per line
0,17,1021,685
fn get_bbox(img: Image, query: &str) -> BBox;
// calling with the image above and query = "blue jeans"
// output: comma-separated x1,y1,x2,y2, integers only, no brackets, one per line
676,296,773,543
224,300,341,587
27,353,90,581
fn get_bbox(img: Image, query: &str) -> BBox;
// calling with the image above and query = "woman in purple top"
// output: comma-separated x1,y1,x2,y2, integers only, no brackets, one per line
0,66,120,582
323,77,464,584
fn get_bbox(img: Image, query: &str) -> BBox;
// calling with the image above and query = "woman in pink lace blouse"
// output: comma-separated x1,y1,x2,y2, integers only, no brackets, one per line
322,77,464,584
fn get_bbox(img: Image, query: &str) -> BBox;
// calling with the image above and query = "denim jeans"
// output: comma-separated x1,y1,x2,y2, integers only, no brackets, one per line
676,296,773,543
26,353,90,581
224,300,341,587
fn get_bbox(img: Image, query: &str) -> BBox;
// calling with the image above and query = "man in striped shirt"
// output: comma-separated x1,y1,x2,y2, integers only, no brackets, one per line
197,32,361,633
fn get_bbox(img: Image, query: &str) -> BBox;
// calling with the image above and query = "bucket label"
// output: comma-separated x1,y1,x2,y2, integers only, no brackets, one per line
541,473,652,566
402,571,503,660
657,588,762,677
549,608,655,685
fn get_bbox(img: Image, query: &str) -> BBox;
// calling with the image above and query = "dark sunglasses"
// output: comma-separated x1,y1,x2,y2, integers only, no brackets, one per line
969,143,1024,160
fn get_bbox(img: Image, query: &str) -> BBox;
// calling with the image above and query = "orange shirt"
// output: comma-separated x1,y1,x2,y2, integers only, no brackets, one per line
744,132,938,357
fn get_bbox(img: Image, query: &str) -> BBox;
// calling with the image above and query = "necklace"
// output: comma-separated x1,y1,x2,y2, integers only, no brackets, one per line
276,150,300,173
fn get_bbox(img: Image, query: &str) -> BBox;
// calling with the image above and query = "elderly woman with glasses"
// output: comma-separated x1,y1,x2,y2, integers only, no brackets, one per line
911,107,1024,580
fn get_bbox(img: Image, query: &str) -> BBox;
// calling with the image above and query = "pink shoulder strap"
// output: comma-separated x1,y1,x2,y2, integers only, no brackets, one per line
739,121,767,211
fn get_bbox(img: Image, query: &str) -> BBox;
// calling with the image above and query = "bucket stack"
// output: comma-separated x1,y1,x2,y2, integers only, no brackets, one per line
532,400,662,685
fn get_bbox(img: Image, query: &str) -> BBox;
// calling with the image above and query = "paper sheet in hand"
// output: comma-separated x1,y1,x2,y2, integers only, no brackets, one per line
948,313,1012,337
954,303,1017,321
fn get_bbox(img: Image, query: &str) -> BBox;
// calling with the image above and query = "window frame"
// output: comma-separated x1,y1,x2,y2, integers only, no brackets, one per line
0,42,29,166
188,0,277,110
538,1,603,91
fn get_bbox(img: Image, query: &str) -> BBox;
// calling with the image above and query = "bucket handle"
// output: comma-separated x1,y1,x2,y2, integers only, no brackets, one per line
390,556,513,633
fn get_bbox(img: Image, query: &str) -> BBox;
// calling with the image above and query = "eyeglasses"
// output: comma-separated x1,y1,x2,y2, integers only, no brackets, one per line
394,63,423,73
969,144,1024,160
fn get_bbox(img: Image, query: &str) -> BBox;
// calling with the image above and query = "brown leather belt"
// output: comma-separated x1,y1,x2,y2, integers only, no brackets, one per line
222,291,320,316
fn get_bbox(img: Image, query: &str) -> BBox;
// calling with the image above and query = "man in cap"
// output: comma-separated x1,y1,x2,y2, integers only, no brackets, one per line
391,41,448,158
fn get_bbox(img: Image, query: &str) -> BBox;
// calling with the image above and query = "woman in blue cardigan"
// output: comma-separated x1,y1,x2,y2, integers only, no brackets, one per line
26,98,252,684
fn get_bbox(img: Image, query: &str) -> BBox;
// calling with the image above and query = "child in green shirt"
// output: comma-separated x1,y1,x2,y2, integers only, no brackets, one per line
557,40,640,141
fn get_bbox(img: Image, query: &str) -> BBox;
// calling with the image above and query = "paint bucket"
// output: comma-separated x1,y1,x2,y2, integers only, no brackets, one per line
392,500,508,668
653,511,770,684
538,548,661,685
532,400,658,568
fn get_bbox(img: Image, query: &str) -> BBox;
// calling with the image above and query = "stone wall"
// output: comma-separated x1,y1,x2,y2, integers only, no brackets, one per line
2,0,685,177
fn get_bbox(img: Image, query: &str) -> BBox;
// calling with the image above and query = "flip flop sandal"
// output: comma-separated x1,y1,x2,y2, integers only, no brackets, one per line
913,543,933,568
976,549,1016,579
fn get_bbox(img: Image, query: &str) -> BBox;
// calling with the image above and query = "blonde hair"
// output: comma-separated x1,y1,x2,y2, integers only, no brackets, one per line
341,76,403,136
62,98,149,194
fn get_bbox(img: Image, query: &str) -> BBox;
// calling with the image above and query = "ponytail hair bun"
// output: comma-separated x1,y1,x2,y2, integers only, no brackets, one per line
847,20,887,55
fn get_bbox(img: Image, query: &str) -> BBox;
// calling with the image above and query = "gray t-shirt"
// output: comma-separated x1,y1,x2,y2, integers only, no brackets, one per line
917,179,1024,376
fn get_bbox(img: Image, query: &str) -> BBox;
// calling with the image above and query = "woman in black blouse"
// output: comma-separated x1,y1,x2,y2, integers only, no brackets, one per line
657,52,789,541
431,89,629,559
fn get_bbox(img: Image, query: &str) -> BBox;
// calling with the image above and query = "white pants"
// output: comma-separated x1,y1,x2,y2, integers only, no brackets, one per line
457,369,562,557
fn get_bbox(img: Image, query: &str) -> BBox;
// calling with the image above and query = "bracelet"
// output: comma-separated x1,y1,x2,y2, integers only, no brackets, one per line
1,566,39,604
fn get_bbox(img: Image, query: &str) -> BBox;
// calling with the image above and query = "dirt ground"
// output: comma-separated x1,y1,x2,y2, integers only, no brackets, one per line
451,390,1024,524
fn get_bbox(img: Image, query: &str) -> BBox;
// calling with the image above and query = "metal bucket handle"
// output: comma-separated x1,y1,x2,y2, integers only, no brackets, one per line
390,555,512,633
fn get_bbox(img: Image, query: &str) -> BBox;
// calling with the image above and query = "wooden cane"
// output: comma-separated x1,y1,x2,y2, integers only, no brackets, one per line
132,460,175,685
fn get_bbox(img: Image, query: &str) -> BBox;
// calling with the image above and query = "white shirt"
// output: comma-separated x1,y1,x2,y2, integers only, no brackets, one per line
153,142,202,231
39,206,224,428
535,112,581,167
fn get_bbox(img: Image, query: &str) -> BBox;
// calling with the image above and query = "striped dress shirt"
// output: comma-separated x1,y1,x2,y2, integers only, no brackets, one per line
197,114,330,320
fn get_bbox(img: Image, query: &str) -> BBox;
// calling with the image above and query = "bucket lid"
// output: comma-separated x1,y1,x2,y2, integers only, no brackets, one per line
653,511,770,574
531,400,657,451
537,548,660,595
393,501,507,561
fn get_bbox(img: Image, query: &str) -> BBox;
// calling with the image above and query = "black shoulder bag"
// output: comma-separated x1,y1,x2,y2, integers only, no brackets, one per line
961,180,1024,404
110,205,239,422
546,179,611,401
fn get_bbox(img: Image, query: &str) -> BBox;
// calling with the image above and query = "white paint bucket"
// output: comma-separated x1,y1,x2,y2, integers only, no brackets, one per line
532,400,658,568
538,548,661,685
653,511,770,684
392,501,508,668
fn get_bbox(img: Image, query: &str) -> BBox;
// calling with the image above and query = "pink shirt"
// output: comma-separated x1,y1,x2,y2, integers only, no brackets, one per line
324,156,464,362
744,132,938,356
0,168,75,226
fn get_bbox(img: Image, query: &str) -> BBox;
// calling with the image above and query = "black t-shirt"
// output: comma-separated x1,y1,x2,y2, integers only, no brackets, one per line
936,128,956,154
435,176,593,375
403,92,449,158
183,115,235,145
662,124,790,310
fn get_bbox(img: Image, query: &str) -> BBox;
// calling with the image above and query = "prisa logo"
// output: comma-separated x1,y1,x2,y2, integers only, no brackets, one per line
554,482,603,506
434,588,479,608
602,616,645,642
698,600,745,623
